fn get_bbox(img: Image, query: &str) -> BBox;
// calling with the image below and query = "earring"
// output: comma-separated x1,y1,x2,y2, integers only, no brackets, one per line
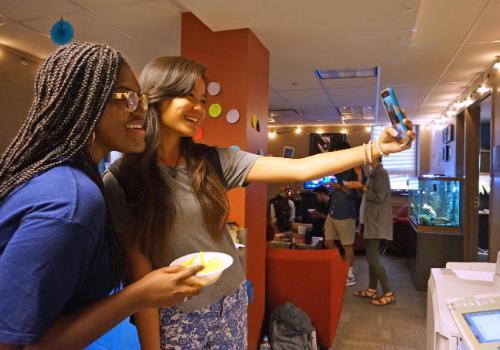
90,131,96,144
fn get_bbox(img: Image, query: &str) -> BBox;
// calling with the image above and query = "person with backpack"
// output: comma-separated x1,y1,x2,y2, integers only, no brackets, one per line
103,56,415,349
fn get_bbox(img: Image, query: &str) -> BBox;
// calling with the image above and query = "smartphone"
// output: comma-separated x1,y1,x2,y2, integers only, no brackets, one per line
380,87,410,144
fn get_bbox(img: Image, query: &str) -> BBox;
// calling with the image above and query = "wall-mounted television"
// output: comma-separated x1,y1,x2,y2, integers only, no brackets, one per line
304,175,336,189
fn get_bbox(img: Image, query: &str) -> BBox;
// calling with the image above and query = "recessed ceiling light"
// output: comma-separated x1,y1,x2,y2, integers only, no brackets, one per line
315,67,378,79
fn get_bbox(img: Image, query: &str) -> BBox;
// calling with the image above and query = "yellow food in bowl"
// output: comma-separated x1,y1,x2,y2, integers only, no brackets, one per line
180,252,223,274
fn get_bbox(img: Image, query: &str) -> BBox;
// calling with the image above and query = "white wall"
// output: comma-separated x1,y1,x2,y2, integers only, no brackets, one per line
421,118,457,176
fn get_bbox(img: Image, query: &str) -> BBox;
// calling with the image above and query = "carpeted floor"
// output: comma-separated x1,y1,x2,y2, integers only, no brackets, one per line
332,254,427,350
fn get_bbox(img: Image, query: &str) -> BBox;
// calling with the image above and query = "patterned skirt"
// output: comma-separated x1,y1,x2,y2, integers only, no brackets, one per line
159,282,248,349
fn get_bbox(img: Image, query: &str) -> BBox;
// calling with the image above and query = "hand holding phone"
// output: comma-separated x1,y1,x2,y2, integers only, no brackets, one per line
380,87,410,144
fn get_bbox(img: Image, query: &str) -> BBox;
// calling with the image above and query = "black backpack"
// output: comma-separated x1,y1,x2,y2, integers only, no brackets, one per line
269,302,318,350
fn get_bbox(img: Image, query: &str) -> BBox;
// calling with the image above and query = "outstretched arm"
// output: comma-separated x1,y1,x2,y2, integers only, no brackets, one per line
246,123,414,183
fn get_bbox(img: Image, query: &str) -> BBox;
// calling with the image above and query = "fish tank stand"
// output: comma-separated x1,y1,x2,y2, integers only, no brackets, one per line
407,221,463,290
407,176,463,290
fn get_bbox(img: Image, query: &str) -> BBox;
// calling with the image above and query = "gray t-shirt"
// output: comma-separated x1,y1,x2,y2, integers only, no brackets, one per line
103,147,259,312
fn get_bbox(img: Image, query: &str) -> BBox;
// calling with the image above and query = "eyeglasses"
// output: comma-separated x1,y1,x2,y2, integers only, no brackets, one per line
112,91,149,112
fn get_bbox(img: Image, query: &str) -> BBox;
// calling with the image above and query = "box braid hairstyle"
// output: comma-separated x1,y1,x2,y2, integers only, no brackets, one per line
0,41,125,286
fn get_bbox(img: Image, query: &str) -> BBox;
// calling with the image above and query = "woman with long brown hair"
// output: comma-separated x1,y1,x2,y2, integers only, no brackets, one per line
0,43,203,350
103,56,414,349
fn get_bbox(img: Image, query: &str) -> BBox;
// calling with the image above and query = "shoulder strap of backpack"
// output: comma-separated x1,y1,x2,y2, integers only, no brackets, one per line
196,144,224,183
107,158,123,187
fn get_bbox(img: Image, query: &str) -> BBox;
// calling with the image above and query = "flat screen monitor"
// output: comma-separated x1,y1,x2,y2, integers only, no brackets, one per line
304,175,336,189
463,309,500,343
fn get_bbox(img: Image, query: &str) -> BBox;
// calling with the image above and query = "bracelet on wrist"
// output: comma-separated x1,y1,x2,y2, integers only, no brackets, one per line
376,139,389,157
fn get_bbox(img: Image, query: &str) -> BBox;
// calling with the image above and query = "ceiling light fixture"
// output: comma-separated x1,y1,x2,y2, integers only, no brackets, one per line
477,85,490,94
315,67,378,79
464,97,474,107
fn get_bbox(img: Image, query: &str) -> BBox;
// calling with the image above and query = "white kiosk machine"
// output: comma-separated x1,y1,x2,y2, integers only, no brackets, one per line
427,251,500,350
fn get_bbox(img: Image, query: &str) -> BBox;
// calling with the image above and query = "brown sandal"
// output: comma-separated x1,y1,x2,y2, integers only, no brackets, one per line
370,292,395,306
353,288,377,299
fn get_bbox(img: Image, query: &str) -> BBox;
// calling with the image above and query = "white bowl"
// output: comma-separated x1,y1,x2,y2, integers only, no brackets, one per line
169,252,233,286
307,208,316,213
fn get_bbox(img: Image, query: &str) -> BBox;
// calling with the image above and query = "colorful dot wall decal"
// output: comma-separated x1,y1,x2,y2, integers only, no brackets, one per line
208,103,222,118
193,126,204,141
226,109,240,124
251,114,258,128
207,82,221,96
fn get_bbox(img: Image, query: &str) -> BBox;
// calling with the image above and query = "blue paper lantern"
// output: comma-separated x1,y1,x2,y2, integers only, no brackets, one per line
50,18,74,45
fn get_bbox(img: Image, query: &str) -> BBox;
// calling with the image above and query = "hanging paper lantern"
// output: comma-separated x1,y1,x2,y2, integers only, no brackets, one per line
50,18,74,45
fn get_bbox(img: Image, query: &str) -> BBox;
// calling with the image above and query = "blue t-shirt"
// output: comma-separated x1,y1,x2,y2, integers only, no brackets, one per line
329,169,359,220
0,165,114,345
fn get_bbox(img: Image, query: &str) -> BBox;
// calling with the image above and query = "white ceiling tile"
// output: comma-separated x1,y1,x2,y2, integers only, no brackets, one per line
440,42,500,83
466,0,500,44
327,86,377,108
270,70,322,91
276,89,332,109
71,0,148,9
268,88,290,109
412,0,488,46
0,0,81,21
83,0,182,56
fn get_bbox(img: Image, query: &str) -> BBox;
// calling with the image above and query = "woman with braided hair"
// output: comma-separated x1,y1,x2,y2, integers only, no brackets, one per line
0,42,203,350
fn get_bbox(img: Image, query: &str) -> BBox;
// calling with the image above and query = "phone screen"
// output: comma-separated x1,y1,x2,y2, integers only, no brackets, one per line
380,87,409,142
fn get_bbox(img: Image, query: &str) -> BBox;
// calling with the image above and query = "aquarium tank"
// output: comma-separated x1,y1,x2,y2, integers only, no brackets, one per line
408,176,462,229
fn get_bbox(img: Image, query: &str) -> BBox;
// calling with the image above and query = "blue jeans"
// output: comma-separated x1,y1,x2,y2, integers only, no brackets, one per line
159,282,248,349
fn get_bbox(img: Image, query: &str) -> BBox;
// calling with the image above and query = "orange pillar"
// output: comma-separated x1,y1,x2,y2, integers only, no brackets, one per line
181,12,269,349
